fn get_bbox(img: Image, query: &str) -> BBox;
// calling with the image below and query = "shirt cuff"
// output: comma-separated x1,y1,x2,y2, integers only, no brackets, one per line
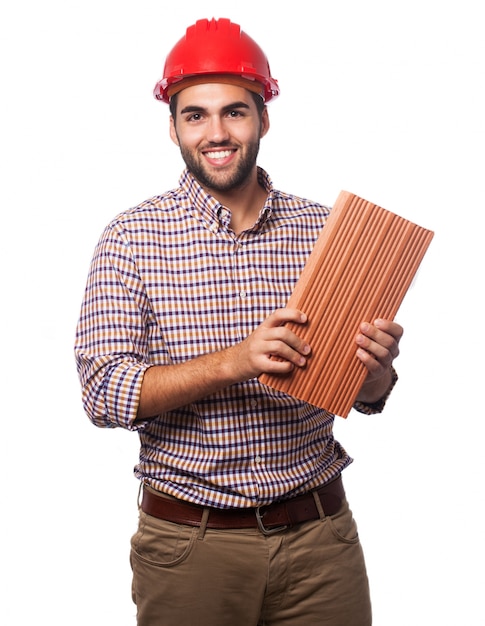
352,366,398,415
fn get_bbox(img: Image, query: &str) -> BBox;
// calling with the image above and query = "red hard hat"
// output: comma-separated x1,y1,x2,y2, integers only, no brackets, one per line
154,18,280,104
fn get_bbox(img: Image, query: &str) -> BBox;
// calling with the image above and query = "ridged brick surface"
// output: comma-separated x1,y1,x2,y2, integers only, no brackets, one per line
259,190,434,417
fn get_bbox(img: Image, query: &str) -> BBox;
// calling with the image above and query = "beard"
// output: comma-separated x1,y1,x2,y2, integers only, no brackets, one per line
178,138,261,193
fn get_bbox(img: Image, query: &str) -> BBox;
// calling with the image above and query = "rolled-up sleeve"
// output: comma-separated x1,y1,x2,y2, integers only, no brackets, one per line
74,222,152,430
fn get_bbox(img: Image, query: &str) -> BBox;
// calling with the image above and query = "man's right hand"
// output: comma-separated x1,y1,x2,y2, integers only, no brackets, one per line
230,308,311,380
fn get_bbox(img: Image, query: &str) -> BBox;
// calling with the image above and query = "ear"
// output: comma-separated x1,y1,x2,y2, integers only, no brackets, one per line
260,107,270,138
169,116,180,146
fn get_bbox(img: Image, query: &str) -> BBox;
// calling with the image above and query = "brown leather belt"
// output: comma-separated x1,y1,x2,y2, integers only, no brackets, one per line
141,475,345,535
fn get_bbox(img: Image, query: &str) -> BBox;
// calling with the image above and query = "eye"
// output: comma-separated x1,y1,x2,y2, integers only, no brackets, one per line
227,109,243,118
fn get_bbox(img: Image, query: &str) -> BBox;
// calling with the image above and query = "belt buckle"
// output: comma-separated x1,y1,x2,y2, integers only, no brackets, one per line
255,506,288,536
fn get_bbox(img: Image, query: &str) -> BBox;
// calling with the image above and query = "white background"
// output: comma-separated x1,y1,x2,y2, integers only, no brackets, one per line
1,1,483,624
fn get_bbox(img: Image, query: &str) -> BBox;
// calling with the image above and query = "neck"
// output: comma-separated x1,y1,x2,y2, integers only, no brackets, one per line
224,186,268,234
204,170,268,235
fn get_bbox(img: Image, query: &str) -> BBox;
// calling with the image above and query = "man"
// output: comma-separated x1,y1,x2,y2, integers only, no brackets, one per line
75,18,402,626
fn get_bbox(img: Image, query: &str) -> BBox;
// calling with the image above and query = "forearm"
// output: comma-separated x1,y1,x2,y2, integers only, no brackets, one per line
137,308,311,420
137,345,245,419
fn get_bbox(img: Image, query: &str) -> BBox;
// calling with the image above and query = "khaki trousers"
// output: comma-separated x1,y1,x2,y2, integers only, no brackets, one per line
130,497,372,626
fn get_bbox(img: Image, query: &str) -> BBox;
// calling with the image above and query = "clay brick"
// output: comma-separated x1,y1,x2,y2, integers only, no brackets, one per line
259,190,434,417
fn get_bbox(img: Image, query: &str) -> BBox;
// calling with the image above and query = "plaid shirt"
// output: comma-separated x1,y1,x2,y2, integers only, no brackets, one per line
75,168,354,508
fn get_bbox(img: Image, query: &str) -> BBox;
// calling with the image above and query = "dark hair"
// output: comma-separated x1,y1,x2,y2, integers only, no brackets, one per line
169,90,266,119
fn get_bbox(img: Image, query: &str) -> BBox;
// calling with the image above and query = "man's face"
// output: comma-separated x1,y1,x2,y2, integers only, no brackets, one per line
169,83,269,194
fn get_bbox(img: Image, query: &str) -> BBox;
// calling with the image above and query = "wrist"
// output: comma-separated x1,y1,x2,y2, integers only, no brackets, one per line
354,366,398,414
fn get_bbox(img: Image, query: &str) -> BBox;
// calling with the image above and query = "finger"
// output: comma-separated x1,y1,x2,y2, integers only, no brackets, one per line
358,322,401,360
355,335,396,369
263,308,308,329
356,339,395,368
374,318,404,342
356,347,384,376
263,324,310,362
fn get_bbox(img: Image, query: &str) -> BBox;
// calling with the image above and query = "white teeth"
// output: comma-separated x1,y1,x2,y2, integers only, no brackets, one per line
206,150,232,159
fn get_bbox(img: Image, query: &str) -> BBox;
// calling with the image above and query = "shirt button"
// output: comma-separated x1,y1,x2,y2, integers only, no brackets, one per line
250,400,258,408
239,290,247,299
254,455,263,464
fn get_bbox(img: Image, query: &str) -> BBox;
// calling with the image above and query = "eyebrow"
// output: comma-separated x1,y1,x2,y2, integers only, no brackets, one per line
179,101,251,115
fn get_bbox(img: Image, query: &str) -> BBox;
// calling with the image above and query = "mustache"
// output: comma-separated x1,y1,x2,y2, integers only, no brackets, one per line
201,141,237,150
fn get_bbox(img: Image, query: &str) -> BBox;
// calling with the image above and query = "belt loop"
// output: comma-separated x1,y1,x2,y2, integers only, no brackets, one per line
312,490,326,521
197,508,210,540
137,482,144,510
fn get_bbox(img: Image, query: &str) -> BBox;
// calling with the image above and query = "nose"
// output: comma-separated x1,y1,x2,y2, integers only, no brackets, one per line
207,115,230,143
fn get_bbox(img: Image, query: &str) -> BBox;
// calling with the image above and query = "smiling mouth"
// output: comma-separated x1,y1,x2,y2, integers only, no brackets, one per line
204,149,235,160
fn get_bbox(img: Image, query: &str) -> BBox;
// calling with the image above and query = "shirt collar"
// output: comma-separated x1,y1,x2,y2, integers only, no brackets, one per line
178,167,274,234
